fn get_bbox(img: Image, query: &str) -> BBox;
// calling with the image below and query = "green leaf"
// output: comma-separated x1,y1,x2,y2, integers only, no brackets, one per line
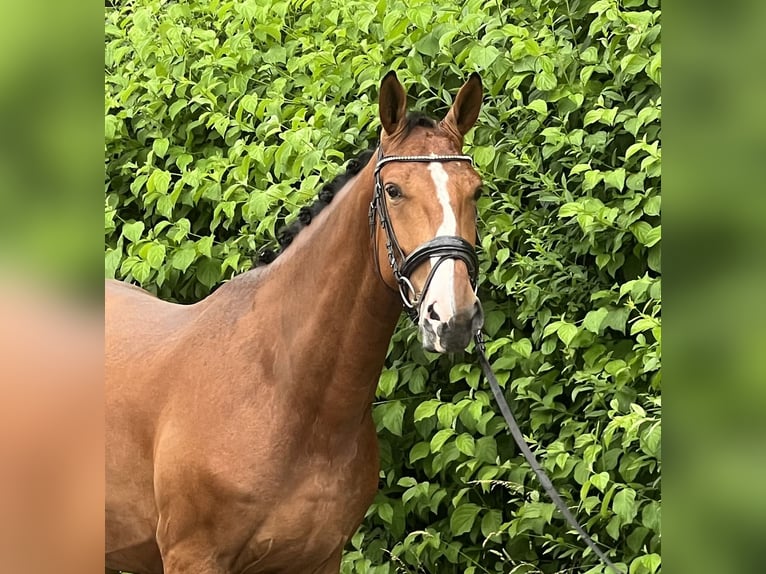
527,99,547,115
171,247,196,272
591,471,610,492
631,317,659,334
534,71,557,91
196,257,221,288
511,338,532,358
475,436,497,463
627,526,649,553
621,54,650,76
455,433,475,456
176,154,193,171
604,168,626,191
483,309,505,336
148,169,171,195
415,32,440,57
468,44,501,69
543,320,563,338
603,306,631,333
559,202,581,218
581,46,600,63
631,222,659,246
583,109,603,126
430,429,454,453
145,243,166,270
132,260,151,284
122,221,145,243
583,170,603,191
437,404,455,429
105,247,122,278
380,401,406,436
240,94,258,114
473,146,495,168
648,245,661,271
222,250,240,273
410,442,430,464
378,369,398,397
583,308,608,333
613,487,638,523
640,422,661,457
152,138,169,158
644,196,661,216
557,322,578,346
450,503,481,536
378,502,393,524
245,192,271,222
168,100,187,120
642,501,661,531
196,236,214,258
647,52,661,85
629,553,661,574
414,399,440,422
480,509,503,538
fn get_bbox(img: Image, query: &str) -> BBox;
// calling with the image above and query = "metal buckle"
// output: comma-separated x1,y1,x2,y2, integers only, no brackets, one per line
397,276,418,309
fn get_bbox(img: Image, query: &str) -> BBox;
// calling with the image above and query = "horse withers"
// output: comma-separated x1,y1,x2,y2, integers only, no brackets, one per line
106,71,484,574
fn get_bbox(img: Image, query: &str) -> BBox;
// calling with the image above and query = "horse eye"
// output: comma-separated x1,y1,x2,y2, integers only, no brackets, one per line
385,183,402,199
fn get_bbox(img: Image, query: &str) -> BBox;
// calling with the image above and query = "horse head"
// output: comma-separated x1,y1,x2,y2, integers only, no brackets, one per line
372,71,485,353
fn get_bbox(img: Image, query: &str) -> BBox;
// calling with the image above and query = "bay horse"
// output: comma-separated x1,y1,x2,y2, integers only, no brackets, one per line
106,71,485,574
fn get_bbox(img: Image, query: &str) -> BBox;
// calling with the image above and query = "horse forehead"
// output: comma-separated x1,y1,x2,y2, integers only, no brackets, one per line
421,160,480,193
386,161,476,200
384,130,480,192
386,142,479,186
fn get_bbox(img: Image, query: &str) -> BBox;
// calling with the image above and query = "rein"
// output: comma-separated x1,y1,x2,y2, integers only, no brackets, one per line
474,332,624,574
369,146,624,574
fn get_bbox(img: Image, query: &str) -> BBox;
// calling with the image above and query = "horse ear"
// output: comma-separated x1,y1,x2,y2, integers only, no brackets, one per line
379,71,408,136
442,73,483,137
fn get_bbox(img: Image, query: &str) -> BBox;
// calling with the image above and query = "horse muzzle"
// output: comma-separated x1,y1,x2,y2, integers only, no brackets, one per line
420,299,484,353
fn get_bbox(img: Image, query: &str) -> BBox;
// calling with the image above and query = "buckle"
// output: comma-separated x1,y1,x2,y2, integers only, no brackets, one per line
398,276,418,309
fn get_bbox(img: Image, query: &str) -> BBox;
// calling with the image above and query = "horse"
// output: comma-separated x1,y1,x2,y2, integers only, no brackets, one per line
106,71,485,574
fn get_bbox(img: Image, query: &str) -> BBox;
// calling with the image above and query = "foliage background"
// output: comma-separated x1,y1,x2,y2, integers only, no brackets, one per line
105,0,661,572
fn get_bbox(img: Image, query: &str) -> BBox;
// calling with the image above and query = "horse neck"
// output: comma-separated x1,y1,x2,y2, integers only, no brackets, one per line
253,164,401,419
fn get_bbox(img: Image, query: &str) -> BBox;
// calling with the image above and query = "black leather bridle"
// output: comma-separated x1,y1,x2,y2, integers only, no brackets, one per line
369,145,479,321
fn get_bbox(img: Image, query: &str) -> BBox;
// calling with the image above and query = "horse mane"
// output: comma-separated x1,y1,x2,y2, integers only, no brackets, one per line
256,149,375,265
256,112,437,266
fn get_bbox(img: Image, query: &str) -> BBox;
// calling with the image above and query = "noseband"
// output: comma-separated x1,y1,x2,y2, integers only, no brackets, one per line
368,145,478,320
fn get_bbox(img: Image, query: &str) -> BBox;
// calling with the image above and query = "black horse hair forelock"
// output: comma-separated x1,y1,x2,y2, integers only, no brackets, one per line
404,111,437,132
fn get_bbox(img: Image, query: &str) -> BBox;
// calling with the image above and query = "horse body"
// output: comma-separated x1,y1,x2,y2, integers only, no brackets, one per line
107,166,401,573
106,72,484,573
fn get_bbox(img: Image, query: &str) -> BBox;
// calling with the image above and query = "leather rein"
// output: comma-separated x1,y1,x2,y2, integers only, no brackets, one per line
368,145,624,574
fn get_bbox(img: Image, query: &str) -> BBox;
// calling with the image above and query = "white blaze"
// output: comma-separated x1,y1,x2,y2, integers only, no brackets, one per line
425,162,457,318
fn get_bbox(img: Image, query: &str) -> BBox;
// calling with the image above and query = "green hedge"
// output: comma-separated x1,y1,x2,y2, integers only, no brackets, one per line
105,0,661,572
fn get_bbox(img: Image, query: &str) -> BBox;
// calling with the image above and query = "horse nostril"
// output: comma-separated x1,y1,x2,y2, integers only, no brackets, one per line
427,303,441,322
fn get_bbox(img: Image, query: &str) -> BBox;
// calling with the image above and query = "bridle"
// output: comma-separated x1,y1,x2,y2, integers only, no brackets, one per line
368,144,479,321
